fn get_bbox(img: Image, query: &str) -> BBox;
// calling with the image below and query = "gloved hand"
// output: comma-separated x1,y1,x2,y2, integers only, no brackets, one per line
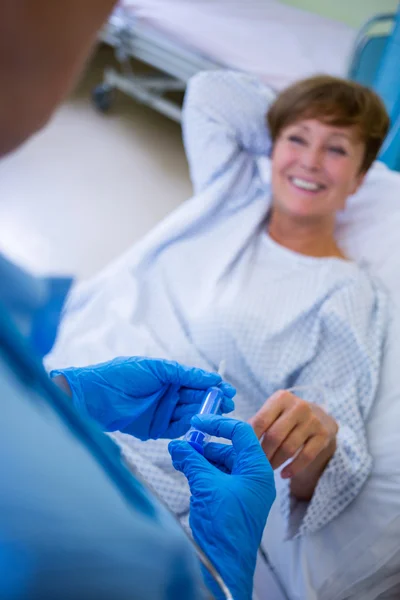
169,415,276,600
51,357,235,440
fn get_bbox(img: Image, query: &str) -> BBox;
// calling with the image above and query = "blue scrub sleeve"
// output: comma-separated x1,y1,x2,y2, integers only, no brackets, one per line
30,276,73,358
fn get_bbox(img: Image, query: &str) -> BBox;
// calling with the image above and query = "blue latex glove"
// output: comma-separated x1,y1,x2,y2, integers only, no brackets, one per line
169,415,276,600
51,357,235,440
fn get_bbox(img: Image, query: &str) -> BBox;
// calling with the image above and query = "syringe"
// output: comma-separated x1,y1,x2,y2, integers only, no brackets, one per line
184,360,226,455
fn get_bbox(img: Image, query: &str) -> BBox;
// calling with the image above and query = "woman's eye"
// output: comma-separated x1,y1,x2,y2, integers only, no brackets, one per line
288,135,305,145
328,146,347,156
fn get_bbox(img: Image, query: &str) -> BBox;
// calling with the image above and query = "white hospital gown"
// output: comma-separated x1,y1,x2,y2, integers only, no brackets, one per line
47,71,388,538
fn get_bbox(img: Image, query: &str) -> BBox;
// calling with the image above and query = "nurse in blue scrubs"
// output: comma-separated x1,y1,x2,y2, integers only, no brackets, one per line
0,2,276,599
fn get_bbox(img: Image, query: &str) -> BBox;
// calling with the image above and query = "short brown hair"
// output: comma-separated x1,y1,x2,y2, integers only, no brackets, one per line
267,75,390,173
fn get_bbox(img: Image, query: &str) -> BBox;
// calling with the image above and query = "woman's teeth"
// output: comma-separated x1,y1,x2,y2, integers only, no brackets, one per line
291,177,322,191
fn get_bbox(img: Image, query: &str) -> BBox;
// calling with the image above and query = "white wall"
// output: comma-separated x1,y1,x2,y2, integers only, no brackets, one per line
280,0,398,28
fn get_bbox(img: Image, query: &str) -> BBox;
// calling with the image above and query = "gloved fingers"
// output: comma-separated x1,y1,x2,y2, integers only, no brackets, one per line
191,415,261,454
145,383,179,440
163,417,193,439
218,383,236,413
219,395,235,414
179,388,235,414
168,440,215,491
203,442,236,472
179,388,209,404
218,382,236,399
191,415,272,477
167,402,235,438
171,403,199,421
154,360,222,389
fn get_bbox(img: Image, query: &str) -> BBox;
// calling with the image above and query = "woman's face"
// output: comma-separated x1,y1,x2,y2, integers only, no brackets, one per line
270,118,366,219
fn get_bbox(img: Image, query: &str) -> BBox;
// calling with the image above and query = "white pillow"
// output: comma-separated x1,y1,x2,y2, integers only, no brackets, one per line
257,162,400,600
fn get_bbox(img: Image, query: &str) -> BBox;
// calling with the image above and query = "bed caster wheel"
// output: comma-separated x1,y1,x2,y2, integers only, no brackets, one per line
92,84,114,112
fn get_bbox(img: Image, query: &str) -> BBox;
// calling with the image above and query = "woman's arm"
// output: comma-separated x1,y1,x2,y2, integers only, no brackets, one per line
182,71,275,194
0,0,117,157
289,436,337,500
292,276,387,535
251,272,388,537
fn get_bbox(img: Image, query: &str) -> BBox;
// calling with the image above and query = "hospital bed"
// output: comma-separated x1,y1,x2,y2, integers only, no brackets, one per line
86,5,400,598
92,0,356,121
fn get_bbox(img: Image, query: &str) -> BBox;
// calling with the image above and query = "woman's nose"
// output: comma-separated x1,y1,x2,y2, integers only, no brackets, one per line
300,146,323,171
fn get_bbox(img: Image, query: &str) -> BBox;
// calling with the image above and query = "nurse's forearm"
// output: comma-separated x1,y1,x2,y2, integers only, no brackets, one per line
0,0,117,157
289,438,337,501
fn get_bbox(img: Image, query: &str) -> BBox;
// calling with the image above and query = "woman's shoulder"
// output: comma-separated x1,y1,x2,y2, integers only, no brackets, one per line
320,260,389,325
332,259,387,295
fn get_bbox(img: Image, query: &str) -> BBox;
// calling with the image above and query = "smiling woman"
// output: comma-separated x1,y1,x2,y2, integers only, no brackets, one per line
267,75,389,258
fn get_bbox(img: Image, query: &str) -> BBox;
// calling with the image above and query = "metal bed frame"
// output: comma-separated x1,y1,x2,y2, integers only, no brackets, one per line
348,8,400,172
348,12,396,86
93,8,222,122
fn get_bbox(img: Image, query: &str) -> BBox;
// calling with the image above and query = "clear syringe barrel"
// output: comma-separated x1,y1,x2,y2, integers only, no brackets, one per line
184,386,223,455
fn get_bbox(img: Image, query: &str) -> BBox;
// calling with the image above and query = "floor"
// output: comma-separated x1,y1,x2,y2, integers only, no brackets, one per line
0,45,192,279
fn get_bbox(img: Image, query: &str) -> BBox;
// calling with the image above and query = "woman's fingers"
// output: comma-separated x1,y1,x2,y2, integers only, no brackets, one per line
267,419,317,470
249,390,288,439
260,407,299,461
281,435,328,478
249,391,337,473
253,392,312,459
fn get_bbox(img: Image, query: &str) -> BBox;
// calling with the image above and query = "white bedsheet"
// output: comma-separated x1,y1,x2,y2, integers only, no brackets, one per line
118,0,356,90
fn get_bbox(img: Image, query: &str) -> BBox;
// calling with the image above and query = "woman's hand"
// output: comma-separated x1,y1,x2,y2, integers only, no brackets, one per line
169,415,276,600
249,390,338,487
51,357,235,440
